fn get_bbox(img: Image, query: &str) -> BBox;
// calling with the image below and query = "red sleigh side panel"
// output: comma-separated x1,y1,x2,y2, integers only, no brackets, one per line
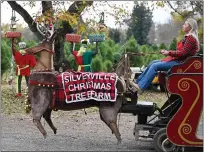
158,56,203,91
170,56,203,73
166,73,203,146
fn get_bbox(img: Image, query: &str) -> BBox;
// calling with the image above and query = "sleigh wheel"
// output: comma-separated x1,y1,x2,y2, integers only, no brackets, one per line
65,34,81,43
153,128,167,152
5,31,21,38
161,138,176,152
153,128,176,152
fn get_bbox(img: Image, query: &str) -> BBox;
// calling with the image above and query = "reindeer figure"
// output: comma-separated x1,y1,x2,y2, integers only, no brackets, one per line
26,21,130,144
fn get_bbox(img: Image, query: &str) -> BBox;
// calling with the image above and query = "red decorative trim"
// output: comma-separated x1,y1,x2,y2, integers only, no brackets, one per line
29,80,55,87
32,69,53,73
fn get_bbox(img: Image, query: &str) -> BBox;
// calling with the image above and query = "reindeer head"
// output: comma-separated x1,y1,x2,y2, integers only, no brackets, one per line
36,20,59,43
115,53,132,78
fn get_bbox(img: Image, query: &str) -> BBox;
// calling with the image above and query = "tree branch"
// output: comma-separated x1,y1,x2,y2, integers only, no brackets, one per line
7,2,36,32
167,1,184,17
193,1,203,15
68,1,93,15
42,1,53,14
7,1,43,39
58,1,94,35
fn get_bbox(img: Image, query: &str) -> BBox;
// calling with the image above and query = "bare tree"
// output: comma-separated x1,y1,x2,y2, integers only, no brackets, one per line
166,1,203,18
155,19,182,45
147,23,156,44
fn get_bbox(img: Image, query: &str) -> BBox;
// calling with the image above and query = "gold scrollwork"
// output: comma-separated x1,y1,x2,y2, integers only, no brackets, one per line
183,60,202,72
178,78,202,144
177,69,183,73
194,61,201,69
181,123,192,135
178,80,190,91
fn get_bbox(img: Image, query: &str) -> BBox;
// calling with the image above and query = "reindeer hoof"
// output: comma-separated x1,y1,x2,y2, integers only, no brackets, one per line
54,129,57,134
43,133,47,139
117,139,122,145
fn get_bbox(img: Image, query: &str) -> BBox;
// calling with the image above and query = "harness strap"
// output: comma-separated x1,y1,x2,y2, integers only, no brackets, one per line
29,80,55,87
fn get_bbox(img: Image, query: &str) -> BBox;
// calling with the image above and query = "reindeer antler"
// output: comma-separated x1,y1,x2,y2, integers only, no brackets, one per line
36,19,55,41
36,22,46,36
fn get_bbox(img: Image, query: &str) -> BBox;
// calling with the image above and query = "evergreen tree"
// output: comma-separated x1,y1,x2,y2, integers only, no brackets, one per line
125,36,142,67
91,55,103,72
109,28,121,43
104,60,113,72
105,48,114,62
64,42,71,59
140,45,148,66
1,38,12,76
126,3,153,45
152,44,159,51
159,43,168,50
169,38,177,50
67,55,77,71
113,53,121,64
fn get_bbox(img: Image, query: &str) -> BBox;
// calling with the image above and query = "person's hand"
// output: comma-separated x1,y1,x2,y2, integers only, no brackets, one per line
160,50,169,56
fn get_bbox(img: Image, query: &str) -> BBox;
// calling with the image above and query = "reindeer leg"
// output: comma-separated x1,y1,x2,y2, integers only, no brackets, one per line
99,97,123,144
109,122,122,145
31,87,52,139
99,113,114,134
99,106,122,144
33,119,47,139
43,108,57,134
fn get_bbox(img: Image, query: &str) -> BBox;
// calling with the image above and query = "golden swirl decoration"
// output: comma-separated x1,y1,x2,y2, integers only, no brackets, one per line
177,78,202,144
181,123,192,135
193,61,201,69
183,60,202,73
177,69,183,73
178,80,190,91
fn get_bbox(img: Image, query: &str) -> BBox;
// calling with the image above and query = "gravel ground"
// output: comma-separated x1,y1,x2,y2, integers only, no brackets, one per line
1,79,164,152
1,110,156,151
2,80,203,152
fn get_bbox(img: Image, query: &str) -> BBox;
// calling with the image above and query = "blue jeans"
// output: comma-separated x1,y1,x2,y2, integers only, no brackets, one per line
136,60,180,90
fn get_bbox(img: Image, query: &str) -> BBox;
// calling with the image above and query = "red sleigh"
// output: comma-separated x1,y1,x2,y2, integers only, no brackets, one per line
135,55,203,152
166,55,203,147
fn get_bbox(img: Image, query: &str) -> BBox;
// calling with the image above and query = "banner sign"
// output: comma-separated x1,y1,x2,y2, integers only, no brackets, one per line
61,72,118,103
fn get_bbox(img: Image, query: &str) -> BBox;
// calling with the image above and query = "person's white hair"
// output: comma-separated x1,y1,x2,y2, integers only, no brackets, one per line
18,42,26,49
186,18,200,51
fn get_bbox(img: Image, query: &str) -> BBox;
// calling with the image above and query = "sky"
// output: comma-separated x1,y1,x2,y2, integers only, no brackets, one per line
1,1,172,28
